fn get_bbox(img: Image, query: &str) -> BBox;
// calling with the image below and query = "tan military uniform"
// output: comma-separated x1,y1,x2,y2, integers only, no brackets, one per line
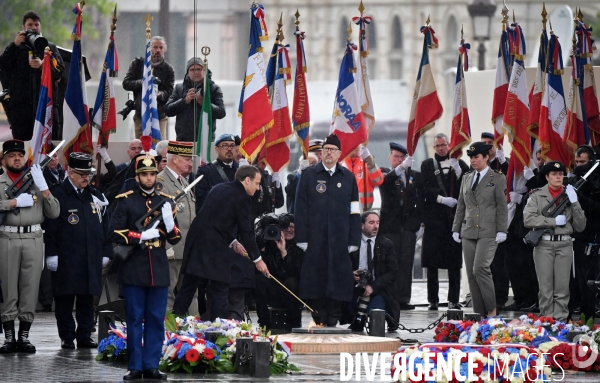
156,167,197,315
452,168,508,316
523,184,586,321
0,173,60,322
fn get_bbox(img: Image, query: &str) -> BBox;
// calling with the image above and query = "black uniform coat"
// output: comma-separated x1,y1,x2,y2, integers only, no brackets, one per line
420,155,469,269
43,165,65,188
379,169,423,234
294,163,362,302
349,235,400,322
108,187,181,287
194,159,239,211
181,181,261,284
43,181,113,296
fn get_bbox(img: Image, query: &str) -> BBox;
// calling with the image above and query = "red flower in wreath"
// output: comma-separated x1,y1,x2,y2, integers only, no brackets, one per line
185,348,200,363
203,347,215,360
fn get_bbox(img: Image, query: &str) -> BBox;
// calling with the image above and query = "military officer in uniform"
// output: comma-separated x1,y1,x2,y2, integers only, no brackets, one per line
109,154,180,380
523,161,586,321
0,139,60,353
43,153,113,349
452,142,508,318
156,141,197,315
481,132,509,173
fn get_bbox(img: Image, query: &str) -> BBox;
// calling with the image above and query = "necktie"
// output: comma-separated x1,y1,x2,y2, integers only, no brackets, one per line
472,172,480,192
366,239,373,274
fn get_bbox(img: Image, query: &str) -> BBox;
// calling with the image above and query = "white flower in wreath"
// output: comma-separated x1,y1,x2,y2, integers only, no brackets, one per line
193,343,206,354
175,317,184,326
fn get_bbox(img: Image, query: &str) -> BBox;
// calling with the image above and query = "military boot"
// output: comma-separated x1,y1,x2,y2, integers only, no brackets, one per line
0,320,17,353
16,321,36,353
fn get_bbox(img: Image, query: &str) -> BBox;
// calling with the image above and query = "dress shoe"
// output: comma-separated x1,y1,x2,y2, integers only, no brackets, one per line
504,302,524,311
521,302,539,312
398,303,416,310
142,369,167,380
123,370,143,380
448,302,462,310
348,323,364,333
428,303,438,310
61,339,75,349
77,338,98,348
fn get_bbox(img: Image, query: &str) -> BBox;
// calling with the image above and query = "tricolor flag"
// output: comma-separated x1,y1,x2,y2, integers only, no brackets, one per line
576,20,599,145
292,29,310,158
406,23,443,156
353,13,375,135
92,35,118,146
31,49,55,164
538,33,572,167
265,30,280,92
449,40,470,159
264,45,293,172
330,40,367,160
196,66,213,162
62,2,93,165
238,3,273,160
140,37,161,151
563,49,586,151
526,28,548,142
491,28,510,147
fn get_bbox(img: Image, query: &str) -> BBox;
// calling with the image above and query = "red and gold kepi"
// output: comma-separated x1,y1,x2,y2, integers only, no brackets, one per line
167,141,193,157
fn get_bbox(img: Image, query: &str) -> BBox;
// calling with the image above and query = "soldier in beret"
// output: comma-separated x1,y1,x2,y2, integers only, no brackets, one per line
0,139,60,353
43,153,113,349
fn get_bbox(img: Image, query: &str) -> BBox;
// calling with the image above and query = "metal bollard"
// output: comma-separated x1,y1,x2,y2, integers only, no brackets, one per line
464,313,481,322
98,310,115,343
368,309,386,337
446,309,463,320
235,337,254,375
251,340,271,378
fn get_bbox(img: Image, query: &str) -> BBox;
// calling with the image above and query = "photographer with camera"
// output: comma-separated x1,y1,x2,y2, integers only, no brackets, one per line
254,213,303,329
0,10,64,141
165,58,225,143
347,211,399,332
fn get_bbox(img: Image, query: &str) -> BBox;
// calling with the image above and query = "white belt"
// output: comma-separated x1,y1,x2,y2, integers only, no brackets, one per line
0,224,42,233
541,234,571,241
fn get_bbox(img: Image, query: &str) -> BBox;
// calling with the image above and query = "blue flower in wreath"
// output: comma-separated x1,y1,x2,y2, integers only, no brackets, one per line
177,343,192,360
115,338,127,356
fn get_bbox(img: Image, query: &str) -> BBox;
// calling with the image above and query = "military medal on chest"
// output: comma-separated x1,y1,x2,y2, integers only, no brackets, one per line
316,180,327,193
68,209,79,225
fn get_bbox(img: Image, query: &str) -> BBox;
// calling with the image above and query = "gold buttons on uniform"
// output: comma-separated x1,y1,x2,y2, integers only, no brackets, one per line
476,215,479,218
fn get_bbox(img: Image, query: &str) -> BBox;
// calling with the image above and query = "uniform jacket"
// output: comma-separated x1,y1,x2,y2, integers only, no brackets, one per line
294,163,362,302
181,181,261,284
379,169,423,233
156,167,196,260
523,184,586,235
122,57,174,120
420,156,469,269
194,159,239,211
0,172,60,239
109,187,181,287
489,156,509,174
453,168,509,239
343,156,384,210
43,181,112,296
349,235,400,322
164,73,226,142
43,165,65,188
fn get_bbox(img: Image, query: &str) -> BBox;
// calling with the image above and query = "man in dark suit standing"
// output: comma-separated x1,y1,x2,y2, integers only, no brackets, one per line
174,166,270,320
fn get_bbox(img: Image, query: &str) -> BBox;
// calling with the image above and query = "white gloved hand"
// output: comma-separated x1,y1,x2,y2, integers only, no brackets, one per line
97,145,110,163
441,197,458,208
238,158,250,166
297,242,308,252
555,215,567,226
348,246,359,253
161,203,175,232
15,193,34,208
153,83,159,96
272,172,280,187
140,221,160,241
495,232,507,243
452,232,461,243
102,257,110,267
401,156,414,170
523,167,535,180
46,255,58,271
299,159,310,171
566,184,578,203
496,148,506,164
449,158,462,175
359,145,371,160
30,164,48,191
509,191,523,204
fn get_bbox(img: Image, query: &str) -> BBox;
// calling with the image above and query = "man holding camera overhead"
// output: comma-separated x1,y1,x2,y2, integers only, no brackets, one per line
0,10,64,141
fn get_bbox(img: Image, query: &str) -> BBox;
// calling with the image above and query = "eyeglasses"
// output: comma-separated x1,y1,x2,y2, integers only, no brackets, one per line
218,144,236,150
322,147,340,153
72,171,91,179
189,68,204,72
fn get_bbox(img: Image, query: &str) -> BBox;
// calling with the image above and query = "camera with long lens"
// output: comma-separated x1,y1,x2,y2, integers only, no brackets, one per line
255,213,292,242
351,295,371,330
118,99,135,120
23,29,48,55
355,269,371,292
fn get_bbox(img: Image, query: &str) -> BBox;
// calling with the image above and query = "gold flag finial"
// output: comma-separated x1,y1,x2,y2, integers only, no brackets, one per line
295,8,300,31
461,24,464,42
358,0,365,16
549,18,554,35
426,14,430,27
512,9,516,24
143,14,153,39
578,8,584,21
501,1,509,29
541,3,547,30
110,4,118,35
276,12,283,42
347,22,353,42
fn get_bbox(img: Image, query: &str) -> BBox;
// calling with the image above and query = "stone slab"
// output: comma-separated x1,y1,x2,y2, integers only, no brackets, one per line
279,333,402,354
292,326,351,334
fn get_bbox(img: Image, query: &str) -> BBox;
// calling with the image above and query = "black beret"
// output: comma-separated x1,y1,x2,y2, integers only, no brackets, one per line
481,132,494,140
2,139,26,155
466,142,493,157
323,134,341,150
389,142,408,155
540,161,566,177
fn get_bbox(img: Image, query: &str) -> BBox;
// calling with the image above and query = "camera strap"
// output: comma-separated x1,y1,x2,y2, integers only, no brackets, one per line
211,160,230,183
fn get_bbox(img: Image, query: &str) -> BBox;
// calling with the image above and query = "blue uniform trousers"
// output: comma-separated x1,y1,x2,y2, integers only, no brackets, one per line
122,284,168,371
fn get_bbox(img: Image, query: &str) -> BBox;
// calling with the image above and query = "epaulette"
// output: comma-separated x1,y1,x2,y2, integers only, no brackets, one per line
464,169,474,175
529,188,541,195
159,191,174,199
115,190,134,199
156,175,165,181
493,170,503,174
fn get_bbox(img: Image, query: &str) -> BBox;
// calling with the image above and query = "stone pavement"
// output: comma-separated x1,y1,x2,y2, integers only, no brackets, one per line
1,281,598,382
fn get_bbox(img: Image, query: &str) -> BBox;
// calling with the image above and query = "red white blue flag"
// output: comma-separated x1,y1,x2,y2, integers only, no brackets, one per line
292,29,310,158
406,24,442,156
353,14,375,135
92,35,118,146
576,20,599,145
564,50,586,152
31,49,55,164
449,40,470,159
491,28,510,147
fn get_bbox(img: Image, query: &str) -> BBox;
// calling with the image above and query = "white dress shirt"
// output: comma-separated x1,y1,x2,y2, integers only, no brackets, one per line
471,166,489,188
359,234,376,280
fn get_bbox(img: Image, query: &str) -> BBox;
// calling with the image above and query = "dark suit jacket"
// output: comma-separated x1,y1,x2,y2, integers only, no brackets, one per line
379,169,423,234
194,159,239,211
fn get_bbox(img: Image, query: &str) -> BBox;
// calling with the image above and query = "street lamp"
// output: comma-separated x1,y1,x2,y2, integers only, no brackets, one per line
467,0,497,70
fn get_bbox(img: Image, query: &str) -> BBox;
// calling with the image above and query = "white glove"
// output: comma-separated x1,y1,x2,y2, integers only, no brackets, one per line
509,192,523,204
401,156,414,170
153,83,159,96
15,193,34,208
297,242,308,252
441,196,458,208
555,215,567,226
102,257,110,267
348,246,358,253
452,232,461,243
140,221,160,241
272,172,280,187
299,159,310,171
46,255,58,271
238,158,250,166
496,148,506,164
359,145,371,160
449,158,462,175
566,184,578,203
30,164,48,191
523,167,535,180
161,203,175,232
97,145,110,163
495,232,507,243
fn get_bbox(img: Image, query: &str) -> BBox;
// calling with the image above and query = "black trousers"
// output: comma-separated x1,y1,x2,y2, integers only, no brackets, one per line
382,228,417,305
505,234,538,305
569,241,599,320
255,275,301,328
174,275,231,321
306,298,343,326
228,288,245,321
37,266,53,307
53,294,94,341
491,242,510,307
427,267,460,304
